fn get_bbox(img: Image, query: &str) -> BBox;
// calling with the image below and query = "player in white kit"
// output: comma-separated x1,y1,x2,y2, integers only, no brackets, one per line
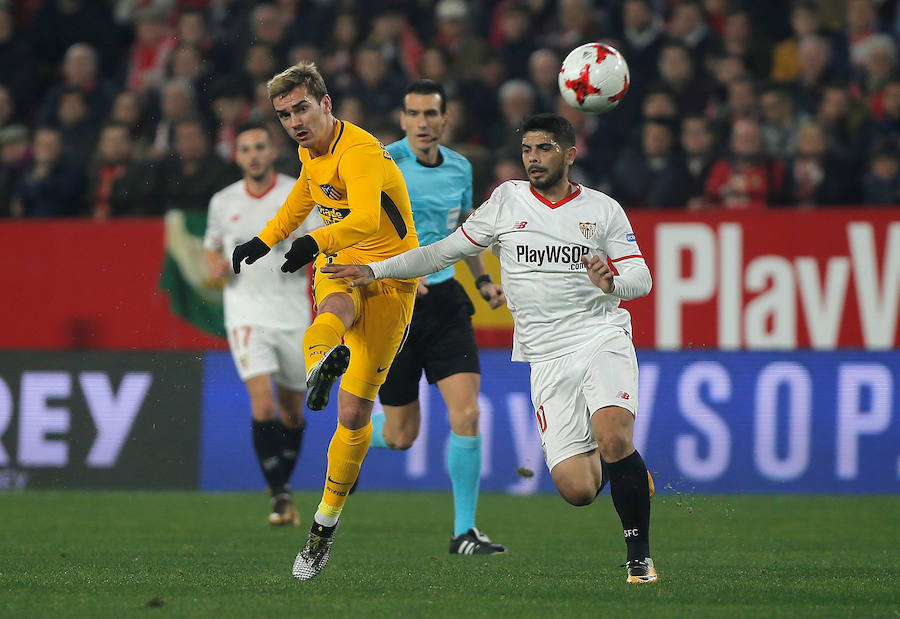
204,122,321,527
322,114,657,583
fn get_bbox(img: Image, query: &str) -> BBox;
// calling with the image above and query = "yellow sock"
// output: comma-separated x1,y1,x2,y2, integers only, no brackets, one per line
318,421,372,518
303,312,346,374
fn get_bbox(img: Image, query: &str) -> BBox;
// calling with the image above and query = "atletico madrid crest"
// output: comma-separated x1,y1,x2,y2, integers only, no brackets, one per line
320,184,342,200
579,221,597,240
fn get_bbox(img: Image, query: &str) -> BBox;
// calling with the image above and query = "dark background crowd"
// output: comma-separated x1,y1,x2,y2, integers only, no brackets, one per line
2,0,900,219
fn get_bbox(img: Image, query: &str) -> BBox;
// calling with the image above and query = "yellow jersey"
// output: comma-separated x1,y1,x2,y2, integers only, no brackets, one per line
258,119,419,271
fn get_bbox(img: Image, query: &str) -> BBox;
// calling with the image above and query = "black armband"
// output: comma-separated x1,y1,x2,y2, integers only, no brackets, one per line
474,274,493,288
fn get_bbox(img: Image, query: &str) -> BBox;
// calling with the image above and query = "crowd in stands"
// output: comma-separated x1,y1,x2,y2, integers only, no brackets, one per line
2,0,900,219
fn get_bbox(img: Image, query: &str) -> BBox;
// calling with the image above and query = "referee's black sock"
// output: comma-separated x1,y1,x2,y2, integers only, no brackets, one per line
278,421,305,481
252,420,288,496
606,449,651,562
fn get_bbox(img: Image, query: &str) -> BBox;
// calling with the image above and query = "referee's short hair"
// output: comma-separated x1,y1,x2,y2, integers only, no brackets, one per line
403,79,447,114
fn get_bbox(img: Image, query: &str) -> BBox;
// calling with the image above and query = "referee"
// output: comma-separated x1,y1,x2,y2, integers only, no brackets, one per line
369,80,508,555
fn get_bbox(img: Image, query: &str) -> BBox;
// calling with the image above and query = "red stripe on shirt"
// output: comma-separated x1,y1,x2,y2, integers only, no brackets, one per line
609,254,643,263
461,225,488,247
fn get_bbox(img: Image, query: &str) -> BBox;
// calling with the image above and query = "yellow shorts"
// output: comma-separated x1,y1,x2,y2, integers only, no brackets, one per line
313,253,416,401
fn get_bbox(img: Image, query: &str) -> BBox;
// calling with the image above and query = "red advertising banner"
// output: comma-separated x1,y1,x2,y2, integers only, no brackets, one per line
0,209,897,350
624,209,899,350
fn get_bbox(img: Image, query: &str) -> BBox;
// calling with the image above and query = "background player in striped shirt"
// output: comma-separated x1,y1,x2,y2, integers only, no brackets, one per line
204,123,321,527
324,113,658,584
370,80,508,555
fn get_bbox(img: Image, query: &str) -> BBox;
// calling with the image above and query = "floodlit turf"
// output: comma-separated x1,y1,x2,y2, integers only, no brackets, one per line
1,491,897,618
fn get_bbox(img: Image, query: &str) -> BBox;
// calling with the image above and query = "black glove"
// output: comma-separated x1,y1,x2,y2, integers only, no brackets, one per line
232,237,270,274
281,235,319,273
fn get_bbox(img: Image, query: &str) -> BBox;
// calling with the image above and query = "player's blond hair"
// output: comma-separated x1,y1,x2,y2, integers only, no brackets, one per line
267,62,328,102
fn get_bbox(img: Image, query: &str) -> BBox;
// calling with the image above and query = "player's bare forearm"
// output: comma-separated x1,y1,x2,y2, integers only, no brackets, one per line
204,249,229,284
321,263,375,287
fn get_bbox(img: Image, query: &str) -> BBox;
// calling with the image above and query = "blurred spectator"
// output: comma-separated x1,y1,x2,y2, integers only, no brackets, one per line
38,43,116,127
0,124,30,215
321,12,361,92
771,1,823,83
641,87,679,122
169,44,213,100
31,0,120,77
666,1,721,67
620,0,665,85
161,117,239,212
244,3,289,66
721,8,771,80
528,48,562,113
287,42,321,68
461,54,506,140
783,121,856,206
433,0,489,82
555,96,613,187
0,7,38,115
855,34,897,113
89,123,134,220
760,86,804,159
336,96,366,128
832,0,881,80
0,84,16,128
544,0,609,54
704,118,785,210
653,115,718,209
56,87,101,164
13,126,86,217
657,42,711,117
494,2,537,80
148,79,197,159
240,44,278,99
612,120,678,206
344,45,407,122
110,89,151,157
488,79,536,154
175,9,213,54
124,8,177,93
868,78,900,144
792,34,834,115
366,9,424,80
816,83,871,160
863,138,900,204
484,154,523,199
210,80,250,161
420,46,461,99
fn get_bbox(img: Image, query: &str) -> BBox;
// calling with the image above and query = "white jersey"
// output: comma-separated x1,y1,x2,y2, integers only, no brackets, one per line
204,174,322,330
371,180,651,362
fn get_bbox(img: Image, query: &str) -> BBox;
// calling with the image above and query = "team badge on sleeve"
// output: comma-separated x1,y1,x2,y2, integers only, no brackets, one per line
626,232,636,242
579,221,597,240
320,184,342,200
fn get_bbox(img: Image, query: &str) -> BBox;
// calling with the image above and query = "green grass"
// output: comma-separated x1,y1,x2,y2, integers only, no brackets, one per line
1,492,897,618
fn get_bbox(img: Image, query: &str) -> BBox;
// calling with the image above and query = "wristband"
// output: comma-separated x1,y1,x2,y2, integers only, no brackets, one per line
474,274,493,288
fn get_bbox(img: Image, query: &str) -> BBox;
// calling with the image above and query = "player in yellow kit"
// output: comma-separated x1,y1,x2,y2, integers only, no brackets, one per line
232,62,418,580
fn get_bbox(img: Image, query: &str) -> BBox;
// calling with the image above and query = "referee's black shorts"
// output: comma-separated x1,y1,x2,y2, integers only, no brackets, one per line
378,278,480,407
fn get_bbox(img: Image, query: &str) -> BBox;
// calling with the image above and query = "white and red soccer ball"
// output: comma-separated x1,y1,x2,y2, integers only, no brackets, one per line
558,43,630,114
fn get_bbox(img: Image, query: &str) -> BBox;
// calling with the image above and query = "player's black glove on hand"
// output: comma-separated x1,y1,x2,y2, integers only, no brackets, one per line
281,235,319,273
232,237,270,274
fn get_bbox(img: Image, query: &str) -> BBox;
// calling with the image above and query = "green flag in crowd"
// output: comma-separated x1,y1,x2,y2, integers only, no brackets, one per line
159,209,226,338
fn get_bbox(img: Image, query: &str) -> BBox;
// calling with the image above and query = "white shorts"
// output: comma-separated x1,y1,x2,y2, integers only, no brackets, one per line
529,329,639,472
227,324,307,391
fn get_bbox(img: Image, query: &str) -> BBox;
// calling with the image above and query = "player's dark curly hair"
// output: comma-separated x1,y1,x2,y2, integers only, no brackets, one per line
520,114,576,150
404,79,447,114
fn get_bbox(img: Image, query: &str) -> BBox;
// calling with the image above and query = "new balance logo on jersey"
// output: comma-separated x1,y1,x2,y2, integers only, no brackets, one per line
516,244,590,266
617,391,630,400
230,214,240,222
514,221,528,229
320,184,342,200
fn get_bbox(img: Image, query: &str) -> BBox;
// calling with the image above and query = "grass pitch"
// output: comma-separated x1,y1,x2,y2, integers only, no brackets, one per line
1,491,897,618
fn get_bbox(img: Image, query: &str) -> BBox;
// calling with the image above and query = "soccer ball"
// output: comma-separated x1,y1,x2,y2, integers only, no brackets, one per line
558,43,630,114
